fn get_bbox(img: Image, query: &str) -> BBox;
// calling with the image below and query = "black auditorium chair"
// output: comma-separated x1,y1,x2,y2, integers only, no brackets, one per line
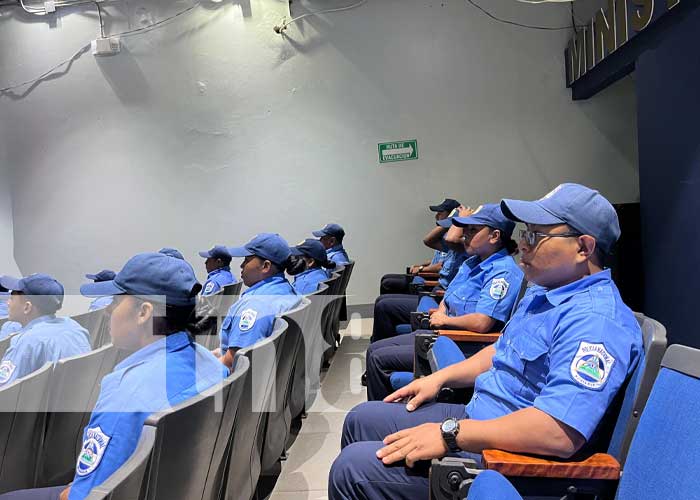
337,260,355,323
0,333,18,358
429,313,667,500
289,283,330,420
225,318,288,500
193,282,243,351
84,426,157,500
0,363,53,493
73,308,111,349
37,344,122,487
140,355,249,500
261,299,311,472
321,272,343,364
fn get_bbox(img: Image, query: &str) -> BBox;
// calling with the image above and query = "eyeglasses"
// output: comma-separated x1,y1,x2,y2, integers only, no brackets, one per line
519,229,581,247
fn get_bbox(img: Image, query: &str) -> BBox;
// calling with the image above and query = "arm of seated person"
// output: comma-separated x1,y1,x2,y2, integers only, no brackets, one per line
423,225,449,252
429,311,497,333
383,344,496,409
60,486,70,500
219,348,238,369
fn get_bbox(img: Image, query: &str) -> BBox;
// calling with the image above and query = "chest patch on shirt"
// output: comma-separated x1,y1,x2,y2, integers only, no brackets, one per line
570,342,615,390
489,278,510,300
0,360,16,384
204,282,215,294
239,309,258,331
76,426,111,476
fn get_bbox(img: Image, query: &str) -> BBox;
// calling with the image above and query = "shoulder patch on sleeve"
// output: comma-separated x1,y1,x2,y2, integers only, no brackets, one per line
204,282,215,294
570,342,616,390
489,278,510,300
76,426,112,476
0,360,16,384
239,309,258,331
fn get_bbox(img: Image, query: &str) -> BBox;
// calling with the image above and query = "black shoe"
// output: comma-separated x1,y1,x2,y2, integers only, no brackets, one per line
361,372,367,386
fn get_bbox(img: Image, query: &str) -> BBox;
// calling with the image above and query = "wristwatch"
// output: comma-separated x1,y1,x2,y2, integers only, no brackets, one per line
418,265,425,273
440,418,460,452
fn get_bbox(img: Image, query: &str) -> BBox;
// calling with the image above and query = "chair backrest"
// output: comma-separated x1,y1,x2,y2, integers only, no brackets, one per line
143,356,249,500
605,313,667,464
261,299,311,472
0,362,53,493
84,426,157,500
225,318,288,500
73,309,111,349
221,282,242,296
338,261,354,295
0,333,16,359
615,344,700,499
37,344,121,487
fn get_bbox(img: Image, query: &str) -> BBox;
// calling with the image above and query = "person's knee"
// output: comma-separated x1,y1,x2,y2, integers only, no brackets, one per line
342,401,385,447
329,442,381,500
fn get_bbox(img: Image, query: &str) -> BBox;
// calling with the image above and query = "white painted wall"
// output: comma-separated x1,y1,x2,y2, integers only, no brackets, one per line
0,0,639,304
0,162,21,277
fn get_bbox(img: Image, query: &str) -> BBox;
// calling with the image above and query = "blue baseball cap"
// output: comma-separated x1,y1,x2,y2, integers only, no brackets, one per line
0,273,64,312
501,183,620,253
290,239,335,269
198,245,231,261
227,233,291,267
451,204,515,239
80,252,201,306
85,269,117,282
436,217,454,228
312,223,345,239
429,198,460,213
158,247,185,260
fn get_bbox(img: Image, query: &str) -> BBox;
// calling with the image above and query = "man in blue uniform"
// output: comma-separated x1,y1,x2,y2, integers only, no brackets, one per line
365,204,524,401
289,238,335,295
0,283,22,338
379,199,460,295
85,270,116,311
198,245,237,296
218,233,302,369
313,224,350,267
0,274,91,386
328,184,643,500
0,252,228,500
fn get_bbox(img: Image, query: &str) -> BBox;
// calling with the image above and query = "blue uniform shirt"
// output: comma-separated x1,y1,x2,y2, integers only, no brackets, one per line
220,274,302,352
0,321,21,340
89,296,113,312
202,266,237,296
327,245,350,267
442,249,524,322
0,315,91,386
430,249,447,265
292,268,330,295
466,269,643,441
68,332,227,500
438,248,468,289
0,293,8,318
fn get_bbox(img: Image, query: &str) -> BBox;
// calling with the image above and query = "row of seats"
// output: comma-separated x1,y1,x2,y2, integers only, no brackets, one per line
0,262,354,500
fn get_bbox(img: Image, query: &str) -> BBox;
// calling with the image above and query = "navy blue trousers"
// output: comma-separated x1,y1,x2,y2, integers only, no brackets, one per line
371,295,420,343
329,401,480,500
366,334,415,401
0,486,65,500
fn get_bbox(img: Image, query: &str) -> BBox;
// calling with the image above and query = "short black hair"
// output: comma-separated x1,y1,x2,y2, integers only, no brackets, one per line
132,298,196,336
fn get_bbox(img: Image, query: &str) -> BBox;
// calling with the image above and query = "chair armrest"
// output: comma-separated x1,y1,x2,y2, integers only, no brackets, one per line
414,330,439,378
482,449,621,480
437,330,501,343
434,290,445,298
423,280,439,288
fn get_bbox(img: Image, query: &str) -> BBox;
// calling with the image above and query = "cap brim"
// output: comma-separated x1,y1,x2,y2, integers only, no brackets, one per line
80,280,125,298
85,274,98,280
226,246,253,258
289,247,305,257
428,205,445,212
436,218,453,228
311,230,327,237
500,199,565,225
452,215,486,227
0,276,22,291
198,251,211,258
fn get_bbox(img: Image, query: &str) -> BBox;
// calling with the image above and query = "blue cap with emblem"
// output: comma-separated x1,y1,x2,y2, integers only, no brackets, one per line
227,233,292,267
198,245,232,261
80,252,202,306
501,183,620,253
85,269,117,282
0,273,64,312
158,247,185,260
451,204,515,239
290,239,336,269
312,223,345,239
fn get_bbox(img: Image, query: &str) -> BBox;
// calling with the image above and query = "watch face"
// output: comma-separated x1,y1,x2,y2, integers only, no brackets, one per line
442,419,457,433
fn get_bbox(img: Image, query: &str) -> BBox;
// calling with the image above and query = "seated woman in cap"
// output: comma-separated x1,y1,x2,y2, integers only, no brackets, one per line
198,245,237,296
328,184,643,500
288,239,336,295
219,233,303,369
0,274,91,387
0,252,228,500
365,204,525,401
85,270,116,311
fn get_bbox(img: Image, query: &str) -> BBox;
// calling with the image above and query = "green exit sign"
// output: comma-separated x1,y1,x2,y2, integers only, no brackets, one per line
378,139,418,163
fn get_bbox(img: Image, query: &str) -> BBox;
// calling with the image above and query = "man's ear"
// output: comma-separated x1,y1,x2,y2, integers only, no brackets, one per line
136,301,154,326
577,235,597,260
23,298,34,316
489,229,502,245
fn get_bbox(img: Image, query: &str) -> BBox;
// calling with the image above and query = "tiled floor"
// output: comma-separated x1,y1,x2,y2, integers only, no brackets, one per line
268,317,373,500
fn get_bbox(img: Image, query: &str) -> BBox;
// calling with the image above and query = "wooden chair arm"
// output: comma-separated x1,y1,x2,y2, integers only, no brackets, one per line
482,449,621,480
436,330,501,343
434,290,445,298
423,280,439,288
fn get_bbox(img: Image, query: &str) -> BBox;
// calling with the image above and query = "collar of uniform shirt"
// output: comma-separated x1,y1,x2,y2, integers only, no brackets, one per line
243,273,287,294
328,244,344,253
23,314,57,330
543,268,613,306
114,331,192,372
467,247,510,273
209,266,231,276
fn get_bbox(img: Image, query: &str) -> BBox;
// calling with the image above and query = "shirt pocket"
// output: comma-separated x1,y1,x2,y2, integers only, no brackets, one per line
507,331,550,398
